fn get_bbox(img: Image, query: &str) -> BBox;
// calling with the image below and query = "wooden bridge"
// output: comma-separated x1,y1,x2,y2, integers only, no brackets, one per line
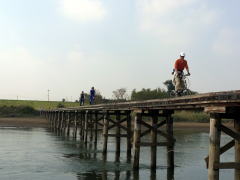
42,90,240,180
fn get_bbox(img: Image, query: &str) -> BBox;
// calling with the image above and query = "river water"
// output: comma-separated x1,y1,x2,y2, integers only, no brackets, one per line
0,127,234,180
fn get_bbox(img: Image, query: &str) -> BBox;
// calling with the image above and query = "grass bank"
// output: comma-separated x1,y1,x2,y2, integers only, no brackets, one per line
0,99,79,110
0,100,79,117
173,111,210,123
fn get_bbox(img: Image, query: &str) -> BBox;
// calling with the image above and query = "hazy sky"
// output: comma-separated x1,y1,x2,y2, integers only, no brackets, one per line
0,0,239,101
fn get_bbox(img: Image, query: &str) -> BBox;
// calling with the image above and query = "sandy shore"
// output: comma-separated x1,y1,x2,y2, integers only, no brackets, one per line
0,117,48,128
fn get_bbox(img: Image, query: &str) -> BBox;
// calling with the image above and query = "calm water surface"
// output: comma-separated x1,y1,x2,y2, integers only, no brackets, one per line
0,127,234,180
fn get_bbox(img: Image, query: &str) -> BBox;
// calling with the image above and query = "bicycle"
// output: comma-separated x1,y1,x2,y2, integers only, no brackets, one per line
170,73,192,97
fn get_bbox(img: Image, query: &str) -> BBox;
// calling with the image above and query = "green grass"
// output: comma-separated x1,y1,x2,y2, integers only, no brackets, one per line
173,111,210,123
0,99,79,110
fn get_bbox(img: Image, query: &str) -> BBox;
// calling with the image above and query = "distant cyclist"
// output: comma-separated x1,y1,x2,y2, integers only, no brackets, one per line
172,52,191,96
89,87,95,105
79,91,85,106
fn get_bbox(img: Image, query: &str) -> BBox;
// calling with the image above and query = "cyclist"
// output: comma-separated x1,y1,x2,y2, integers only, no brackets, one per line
172,52,191,96
89,87,95,105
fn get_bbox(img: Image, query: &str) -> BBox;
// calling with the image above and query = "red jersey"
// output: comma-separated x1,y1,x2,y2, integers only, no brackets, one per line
174,59,189,71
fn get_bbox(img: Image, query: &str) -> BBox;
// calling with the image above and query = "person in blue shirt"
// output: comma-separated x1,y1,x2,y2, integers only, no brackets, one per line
90,87,95,105
79,91,85,106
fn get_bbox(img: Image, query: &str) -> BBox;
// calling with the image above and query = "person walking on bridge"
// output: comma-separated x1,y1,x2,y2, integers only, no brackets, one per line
79,91,85,106
89,87,96,105
172,52,191,96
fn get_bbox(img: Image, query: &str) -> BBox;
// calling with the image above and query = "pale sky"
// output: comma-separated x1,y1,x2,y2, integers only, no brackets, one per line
0,0,239,101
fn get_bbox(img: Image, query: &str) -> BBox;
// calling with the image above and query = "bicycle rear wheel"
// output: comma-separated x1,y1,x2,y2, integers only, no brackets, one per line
184,89,192,96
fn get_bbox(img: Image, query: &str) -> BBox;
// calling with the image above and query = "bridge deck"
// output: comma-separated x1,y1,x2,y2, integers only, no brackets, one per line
60,90,240,111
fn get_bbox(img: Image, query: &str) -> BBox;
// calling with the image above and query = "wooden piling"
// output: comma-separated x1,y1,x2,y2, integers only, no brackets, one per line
62,112,67,135
102,111,109,161
126,111,132,162
89,112,93,141
133,112,142,169
167,167,174,180
115,111,121,162
73,111,78,138
166,114,174,168
235,117,240,180
60,111,64,132
56,111,60,132
94,112,98,147
151,110,158,169
84,111,89,144
79,112,83,140
208,113,221,180
66,112,71,136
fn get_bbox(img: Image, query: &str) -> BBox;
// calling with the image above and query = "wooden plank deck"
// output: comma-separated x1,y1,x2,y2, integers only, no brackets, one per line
57,90,240,111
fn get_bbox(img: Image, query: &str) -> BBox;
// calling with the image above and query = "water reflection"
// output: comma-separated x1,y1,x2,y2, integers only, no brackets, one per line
76,169,174,180
62,141,175,180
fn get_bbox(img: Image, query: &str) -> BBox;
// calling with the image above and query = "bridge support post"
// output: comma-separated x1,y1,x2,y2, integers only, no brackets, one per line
79,112,84,140
89,112,93,142
115,111,121,162
60,111,64,133
66,112,71,136
62,112,67,135
51,112,55,130
167,113,174,168
84,111,89,144
126,111,132,162
55,111,60,132
133,111,142,170
48,112,51,128
235,117,240,180
73,111,78,138
150,110,158,170
102,111,109,161
208,113,221,180
94,112,99,147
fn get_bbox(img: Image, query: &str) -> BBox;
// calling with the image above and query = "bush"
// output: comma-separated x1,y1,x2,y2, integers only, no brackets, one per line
57,103,65,108
0,105,39,117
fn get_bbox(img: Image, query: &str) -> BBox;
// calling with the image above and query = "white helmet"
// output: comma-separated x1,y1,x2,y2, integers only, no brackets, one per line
180,52,185,57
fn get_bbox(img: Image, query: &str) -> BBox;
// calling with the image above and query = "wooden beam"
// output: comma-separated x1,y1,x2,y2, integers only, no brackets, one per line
108,118,127,130
205,140,235,168
107,118,128,131
215,162,240,169
107,134,128,137
140,142,169,146
220,124,240,141
205,106,226,113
